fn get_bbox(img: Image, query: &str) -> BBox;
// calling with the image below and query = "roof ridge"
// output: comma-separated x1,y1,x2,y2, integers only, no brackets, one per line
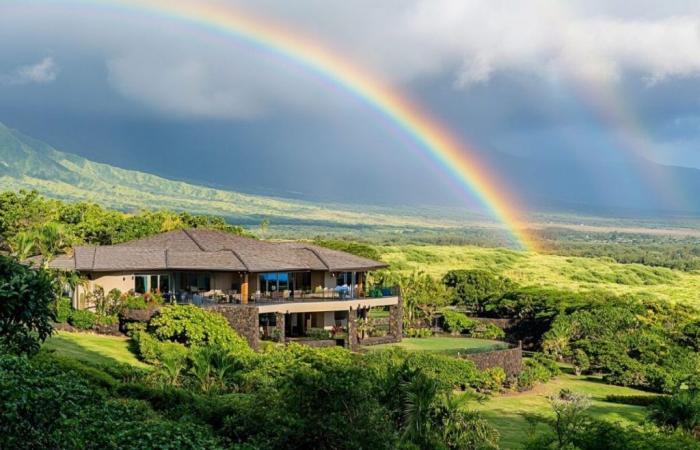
182,228,206,251
226,248,249,272
302,246,331,271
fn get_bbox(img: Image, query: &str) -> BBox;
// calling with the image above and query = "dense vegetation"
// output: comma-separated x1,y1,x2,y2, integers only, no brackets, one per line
0,190,248,260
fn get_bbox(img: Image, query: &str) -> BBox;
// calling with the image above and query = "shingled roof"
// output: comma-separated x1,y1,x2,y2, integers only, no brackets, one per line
49,229,387,273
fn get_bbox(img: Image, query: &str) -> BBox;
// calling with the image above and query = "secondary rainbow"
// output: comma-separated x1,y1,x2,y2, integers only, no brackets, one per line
35,0,534,249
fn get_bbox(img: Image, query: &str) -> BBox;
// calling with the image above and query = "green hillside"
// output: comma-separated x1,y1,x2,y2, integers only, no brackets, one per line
0,122,499,232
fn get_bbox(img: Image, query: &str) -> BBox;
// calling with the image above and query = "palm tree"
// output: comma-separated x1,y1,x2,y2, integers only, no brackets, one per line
401,371,440,448
8,232,36,260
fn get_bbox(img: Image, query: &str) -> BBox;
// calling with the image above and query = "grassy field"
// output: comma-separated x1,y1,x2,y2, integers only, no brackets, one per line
363,336,507,354
43,331,147,368
376,244,700,306
473,371,656,449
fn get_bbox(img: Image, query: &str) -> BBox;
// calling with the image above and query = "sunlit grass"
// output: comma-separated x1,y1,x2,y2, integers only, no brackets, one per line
43,331,147,368
377,244,700,306
363,336,507,354
473,371,656,449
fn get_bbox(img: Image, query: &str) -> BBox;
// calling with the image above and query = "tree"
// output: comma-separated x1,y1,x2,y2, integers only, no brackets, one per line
0,255,56,354
442,270,513,313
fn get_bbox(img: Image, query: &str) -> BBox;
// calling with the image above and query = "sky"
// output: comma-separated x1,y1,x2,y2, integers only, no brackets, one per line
1,0,700,211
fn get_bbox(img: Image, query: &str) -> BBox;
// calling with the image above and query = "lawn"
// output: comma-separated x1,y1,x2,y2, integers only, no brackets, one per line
473,371,656,449
43,331,147,368
363,336,508,354
376,244,700,306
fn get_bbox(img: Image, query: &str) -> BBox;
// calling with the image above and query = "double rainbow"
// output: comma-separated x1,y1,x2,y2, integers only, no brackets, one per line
34,0,536,249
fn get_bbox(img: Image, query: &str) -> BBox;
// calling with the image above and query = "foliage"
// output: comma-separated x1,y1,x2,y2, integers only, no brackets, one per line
375,271,450,328
442,310,476,334
523,398,700,450
0,351,223,449
405,327,433,338
541,300,700,393
441,311,505,340
148,305,250,354
517,354,560,391
305,327,331,340
603,394,657,406
648,390,700,434
69,309,97,330
313,238,382,261
0,190,250,259
0,255,56,354
442,269,515,313
55,296,72,323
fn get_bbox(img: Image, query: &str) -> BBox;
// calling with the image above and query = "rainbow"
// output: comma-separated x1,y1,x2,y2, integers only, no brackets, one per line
27,0,535,249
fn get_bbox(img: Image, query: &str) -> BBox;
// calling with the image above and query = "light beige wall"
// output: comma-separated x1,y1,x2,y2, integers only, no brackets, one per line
89,272,135,294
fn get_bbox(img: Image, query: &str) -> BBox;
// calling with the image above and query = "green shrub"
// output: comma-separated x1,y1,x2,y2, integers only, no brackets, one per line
442,310,476,334
468,322,506,340
133,330,189,365
69,309,97,329
0,255,56,354
517,355,559,391
405,327,432,338
604,394,657,406
97,313,119,326
122,295,148,310
573,348,590,375
148,305,251,354
305,327,331,340
55,297,72,323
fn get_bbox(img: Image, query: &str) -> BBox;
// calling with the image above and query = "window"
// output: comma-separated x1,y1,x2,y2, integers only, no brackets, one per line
135,274,171,294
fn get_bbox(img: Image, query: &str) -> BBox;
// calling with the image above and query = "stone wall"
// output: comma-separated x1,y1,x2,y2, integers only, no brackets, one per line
461,343,522,378
347,309,358,351
275,312,286,342
359,335,400,346
207,305,260,350
388,290,403,342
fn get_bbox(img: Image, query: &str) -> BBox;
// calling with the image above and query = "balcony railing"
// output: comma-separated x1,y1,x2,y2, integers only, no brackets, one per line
174,285,399,306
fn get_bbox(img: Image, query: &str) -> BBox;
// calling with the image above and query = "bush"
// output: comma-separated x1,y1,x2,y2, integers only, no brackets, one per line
148,305,251,354
69,309,97,330
604,394,657,406
0,255,56,354
648,390,700,433
97,313,119,326
122,295,148,310
133,331,189,365
55,297,72,323
468,322,506,340
517,354,559,391
573,348,590,375
405,327,432,338
442,310,476,334
305,327,331,340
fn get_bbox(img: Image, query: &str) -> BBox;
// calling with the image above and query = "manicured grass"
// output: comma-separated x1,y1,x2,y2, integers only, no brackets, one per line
376,244,700,306
43,331,147,368
364,336,508,354
473,372,656,450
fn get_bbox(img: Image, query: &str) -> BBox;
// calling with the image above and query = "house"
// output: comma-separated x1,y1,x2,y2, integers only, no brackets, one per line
49,229,402,349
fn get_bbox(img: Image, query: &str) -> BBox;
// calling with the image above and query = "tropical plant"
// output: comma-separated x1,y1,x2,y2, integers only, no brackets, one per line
0,255,56,354
648,390,700,435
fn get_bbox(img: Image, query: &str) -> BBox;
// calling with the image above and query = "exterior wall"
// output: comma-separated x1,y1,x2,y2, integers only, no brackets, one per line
77,271,136,309
249,273,259,293
323,311,335,330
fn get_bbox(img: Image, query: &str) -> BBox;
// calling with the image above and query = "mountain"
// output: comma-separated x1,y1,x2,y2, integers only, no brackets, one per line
0,122,489,230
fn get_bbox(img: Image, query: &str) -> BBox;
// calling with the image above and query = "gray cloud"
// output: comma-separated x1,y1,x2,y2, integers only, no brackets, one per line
0,57,58,85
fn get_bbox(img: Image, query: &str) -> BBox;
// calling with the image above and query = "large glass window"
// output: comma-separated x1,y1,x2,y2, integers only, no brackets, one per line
174,272,210,292
135,274,171,294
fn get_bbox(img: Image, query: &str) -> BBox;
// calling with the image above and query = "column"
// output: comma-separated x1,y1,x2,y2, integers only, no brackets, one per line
275,312,286,342
241,273,249,304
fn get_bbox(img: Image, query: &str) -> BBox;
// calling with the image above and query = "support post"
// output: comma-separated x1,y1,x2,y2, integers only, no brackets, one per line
275,312,286,342
347,308,358,351
388,285,403,343
241,273,249,304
